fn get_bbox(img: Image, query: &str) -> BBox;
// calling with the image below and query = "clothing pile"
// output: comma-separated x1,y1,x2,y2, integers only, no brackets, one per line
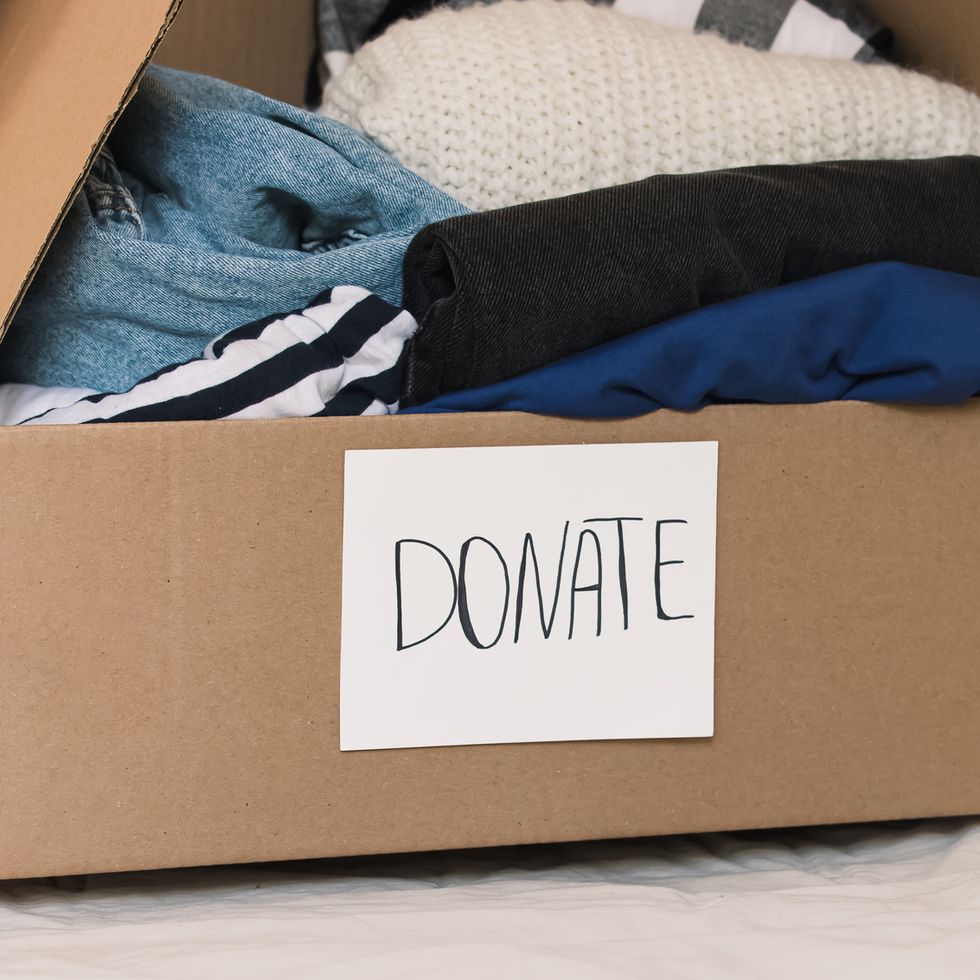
3,0,980,425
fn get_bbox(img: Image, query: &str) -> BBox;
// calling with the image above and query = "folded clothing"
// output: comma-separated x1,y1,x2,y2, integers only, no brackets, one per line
15,286,415,425
316,0,891,88
0,66,466,394
409,264,980,417
401,157,980,406
320,0,978,211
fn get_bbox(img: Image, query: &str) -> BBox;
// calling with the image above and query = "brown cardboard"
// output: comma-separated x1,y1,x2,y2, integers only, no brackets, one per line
2,0,980,881
2,402,980,879
155,0,316,106
0,0,181,341
864,0,980,93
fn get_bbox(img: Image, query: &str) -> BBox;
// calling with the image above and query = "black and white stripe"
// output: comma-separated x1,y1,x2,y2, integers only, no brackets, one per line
21,286,418,426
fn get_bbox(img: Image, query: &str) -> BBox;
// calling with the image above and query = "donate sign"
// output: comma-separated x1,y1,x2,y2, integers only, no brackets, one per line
340,441,718,751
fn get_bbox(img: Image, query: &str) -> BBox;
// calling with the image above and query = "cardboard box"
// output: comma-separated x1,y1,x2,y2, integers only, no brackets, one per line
1,0,979,880
155,0,316,105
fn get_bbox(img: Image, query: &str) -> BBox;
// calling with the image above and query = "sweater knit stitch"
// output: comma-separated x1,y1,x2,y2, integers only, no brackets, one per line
319,0,980,211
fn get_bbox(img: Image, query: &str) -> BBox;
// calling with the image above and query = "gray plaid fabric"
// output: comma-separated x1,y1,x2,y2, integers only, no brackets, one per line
316,0,891,89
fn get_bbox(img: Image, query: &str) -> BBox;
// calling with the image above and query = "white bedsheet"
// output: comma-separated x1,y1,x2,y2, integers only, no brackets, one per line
3,818,980,979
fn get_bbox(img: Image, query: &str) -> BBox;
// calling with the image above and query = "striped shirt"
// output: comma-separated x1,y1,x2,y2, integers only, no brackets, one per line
20,286,417,425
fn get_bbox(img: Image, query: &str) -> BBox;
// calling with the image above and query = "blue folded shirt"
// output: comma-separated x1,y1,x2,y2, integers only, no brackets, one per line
409,263,980,418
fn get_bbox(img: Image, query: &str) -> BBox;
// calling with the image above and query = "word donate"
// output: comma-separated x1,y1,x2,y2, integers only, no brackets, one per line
341,441,718,751
394,517,693,653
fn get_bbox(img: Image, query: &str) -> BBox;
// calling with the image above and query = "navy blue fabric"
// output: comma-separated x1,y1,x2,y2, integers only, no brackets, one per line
408,264,980,418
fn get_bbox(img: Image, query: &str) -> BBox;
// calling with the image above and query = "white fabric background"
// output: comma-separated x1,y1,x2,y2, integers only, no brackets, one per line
3,818,980,979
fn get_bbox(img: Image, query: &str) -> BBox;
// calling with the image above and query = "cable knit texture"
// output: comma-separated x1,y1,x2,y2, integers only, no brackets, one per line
320,0,980,210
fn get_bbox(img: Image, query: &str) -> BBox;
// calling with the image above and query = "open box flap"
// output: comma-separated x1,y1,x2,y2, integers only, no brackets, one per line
0,0,181,341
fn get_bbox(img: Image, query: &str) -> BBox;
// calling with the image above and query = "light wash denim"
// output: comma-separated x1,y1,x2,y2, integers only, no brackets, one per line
1,66,467,391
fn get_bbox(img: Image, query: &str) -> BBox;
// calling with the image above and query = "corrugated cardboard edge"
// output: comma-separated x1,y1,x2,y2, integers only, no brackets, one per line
0,0,184,342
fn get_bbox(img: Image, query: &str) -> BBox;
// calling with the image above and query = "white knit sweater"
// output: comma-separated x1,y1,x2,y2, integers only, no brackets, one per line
320,0,980,211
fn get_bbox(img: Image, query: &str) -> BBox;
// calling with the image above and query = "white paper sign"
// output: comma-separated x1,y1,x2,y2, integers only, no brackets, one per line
340,441,718,751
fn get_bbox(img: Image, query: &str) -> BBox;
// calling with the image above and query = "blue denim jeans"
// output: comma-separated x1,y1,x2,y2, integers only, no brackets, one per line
1,67,467,390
